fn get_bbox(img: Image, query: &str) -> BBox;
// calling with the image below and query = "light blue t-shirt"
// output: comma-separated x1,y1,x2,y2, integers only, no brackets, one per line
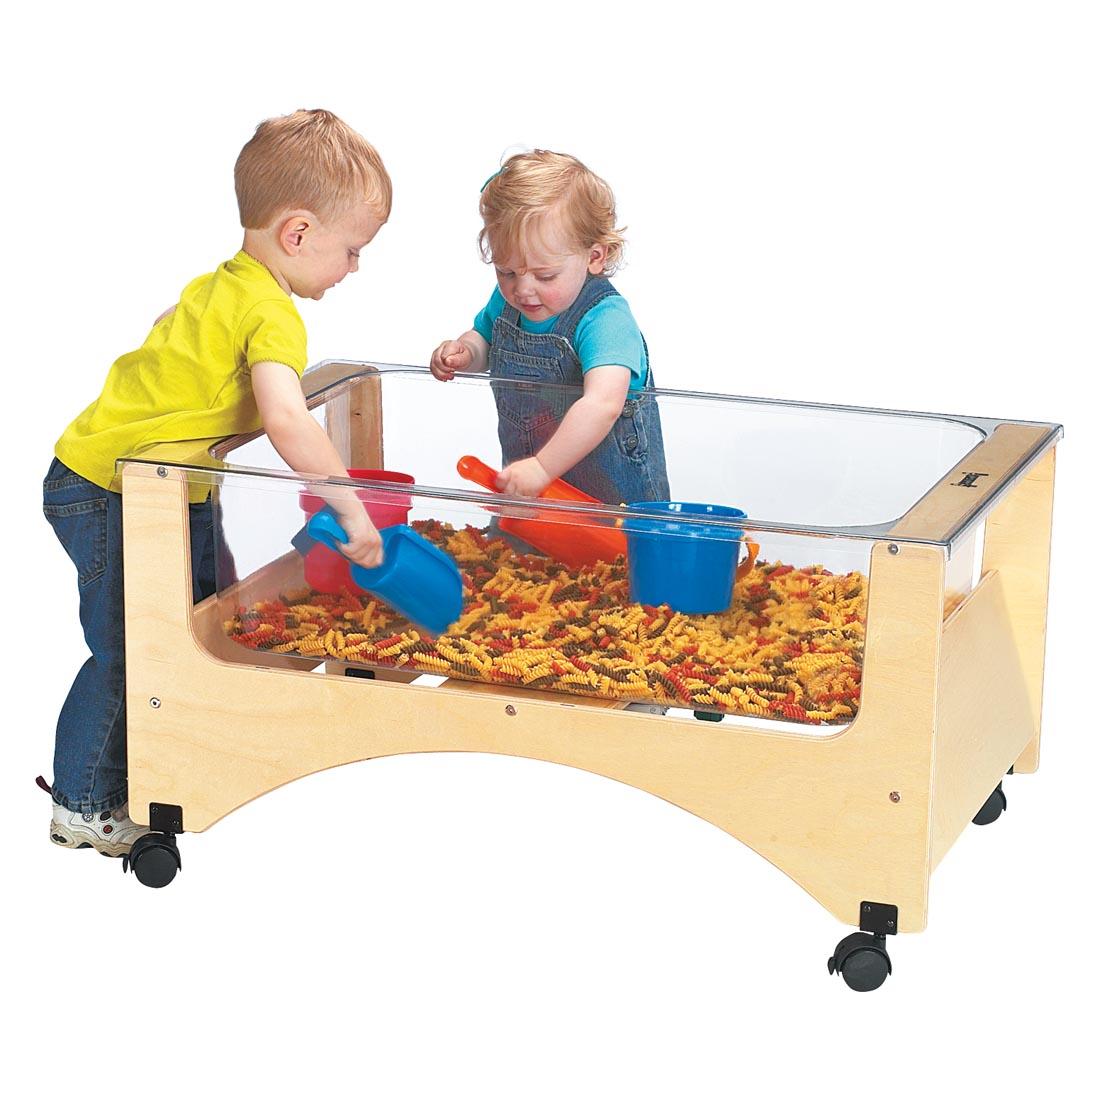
473,287,648,394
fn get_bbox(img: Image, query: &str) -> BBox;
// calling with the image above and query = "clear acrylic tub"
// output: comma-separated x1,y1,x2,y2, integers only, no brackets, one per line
156,363,1056,729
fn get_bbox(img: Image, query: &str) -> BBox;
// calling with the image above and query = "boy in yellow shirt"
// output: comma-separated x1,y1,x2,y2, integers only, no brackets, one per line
42,109,389,857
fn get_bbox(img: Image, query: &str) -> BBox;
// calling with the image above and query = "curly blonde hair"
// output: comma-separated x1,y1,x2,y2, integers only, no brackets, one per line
235,109,392,229
478,150,625,274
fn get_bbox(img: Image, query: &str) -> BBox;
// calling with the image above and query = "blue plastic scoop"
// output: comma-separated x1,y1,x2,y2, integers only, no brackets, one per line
305,508,464,634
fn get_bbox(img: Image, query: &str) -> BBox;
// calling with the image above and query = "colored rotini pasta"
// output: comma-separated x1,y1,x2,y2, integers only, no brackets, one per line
223,520,871,725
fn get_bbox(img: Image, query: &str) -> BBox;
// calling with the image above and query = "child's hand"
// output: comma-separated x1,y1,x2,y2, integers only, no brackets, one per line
497,456,553,498
430,339,473,381
331,500,384,569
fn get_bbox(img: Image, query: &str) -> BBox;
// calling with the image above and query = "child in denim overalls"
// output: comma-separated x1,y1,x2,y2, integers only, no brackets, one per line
430,150,669,506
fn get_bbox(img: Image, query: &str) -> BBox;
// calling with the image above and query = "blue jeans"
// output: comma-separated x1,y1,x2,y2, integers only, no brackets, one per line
42,457,226,813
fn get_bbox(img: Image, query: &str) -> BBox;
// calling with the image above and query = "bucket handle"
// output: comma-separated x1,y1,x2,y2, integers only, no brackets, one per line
736,539,760,582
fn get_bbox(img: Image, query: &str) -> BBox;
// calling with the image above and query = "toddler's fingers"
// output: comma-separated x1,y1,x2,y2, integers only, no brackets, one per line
353,537,384,569
431,343,460,379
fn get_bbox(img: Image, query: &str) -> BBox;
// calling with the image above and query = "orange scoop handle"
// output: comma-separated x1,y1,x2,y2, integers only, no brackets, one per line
457,455,501,493
457,455,603,505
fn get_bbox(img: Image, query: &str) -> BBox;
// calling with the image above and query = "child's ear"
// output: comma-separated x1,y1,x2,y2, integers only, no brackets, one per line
587,243,608,275
277,212,313,256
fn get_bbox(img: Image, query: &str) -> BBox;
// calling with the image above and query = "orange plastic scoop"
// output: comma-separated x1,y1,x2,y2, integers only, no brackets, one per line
457,455,628,569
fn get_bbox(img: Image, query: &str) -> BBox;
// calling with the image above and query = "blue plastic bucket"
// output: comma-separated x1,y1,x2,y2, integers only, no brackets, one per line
623,502,747,615
306,509,464,634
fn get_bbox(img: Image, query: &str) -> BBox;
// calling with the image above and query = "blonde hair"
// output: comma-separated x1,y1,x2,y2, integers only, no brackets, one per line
478,150,625,275
235,109,392,229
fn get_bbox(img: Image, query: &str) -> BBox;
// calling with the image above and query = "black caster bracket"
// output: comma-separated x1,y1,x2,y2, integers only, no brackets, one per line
828,901,897,991
973,781,1008,826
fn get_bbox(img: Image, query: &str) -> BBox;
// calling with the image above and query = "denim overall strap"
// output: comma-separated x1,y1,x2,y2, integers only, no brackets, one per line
550,271,620,334
551,275,620,349
554,276,652,386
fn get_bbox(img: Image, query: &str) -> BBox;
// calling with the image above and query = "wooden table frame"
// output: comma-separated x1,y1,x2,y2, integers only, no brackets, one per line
121,374,1056,935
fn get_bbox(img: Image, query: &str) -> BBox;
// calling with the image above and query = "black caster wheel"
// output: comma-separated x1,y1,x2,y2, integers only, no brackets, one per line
828,932,892,992
972,782,1007,826
124,832,182,888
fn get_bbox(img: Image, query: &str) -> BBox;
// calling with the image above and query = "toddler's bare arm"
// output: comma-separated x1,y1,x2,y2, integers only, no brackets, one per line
535,366,631,481
251,361,383,567
430,330,489,380
497,366,631,497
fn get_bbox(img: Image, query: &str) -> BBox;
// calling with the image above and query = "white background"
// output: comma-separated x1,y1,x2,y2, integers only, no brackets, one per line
3,2,1097,1097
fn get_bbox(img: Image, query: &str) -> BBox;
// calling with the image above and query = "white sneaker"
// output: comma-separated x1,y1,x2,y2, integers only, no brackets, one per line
42,779,151,858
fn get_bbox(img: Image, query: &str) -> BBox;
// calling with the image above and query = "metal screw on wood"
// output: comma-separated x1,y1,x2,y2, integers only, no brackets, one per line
505,705,517,716
156,466,167,478
889,791,901,803
150,698,161,709
888,544,900,555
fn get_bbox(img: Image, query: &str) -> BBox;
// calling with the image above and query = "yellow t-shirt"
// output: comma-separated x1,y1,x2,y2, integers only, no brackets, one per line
56,251,307,493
